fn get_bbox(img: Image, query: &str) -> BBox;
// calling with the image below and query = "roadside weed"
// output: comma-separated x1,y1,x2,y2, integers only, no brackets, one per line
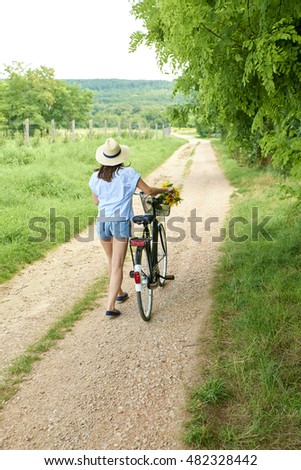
184,139,301,449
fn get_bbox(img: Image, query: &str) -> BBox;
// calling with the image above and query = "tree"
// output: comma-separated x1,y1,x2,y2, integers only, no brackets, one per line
2,62,42,131
130,1,301,174
0,80,8,131
1,62,94,132
51,80,93,128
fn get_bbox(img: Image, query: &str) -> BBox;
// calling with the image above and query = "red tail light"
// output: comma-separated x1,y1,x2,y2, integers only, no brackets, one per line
134,271,141,284
130,238,146,247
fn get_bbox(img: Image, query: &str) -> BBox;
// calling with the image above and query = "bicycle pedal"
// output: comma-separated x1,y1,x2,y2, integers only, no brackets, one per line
129,270,134,278
164,274,175,280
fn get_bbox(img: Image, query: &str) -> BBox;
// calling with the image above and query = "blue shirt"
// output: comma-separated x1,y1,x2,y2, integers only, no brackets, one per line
89,167,141,221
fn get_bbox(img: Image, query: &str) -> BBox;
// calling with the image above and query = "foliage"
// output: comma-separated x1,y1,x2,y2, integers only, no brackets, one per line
0,80,8,132
130,1,301,175
67,78,181,128
1,65,183,133
1,62,94,132
67,78,173,93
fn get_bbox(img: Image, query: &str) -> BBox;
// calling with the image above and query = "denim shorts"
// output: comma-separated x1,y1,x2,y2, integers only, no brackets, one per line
96,219,132,240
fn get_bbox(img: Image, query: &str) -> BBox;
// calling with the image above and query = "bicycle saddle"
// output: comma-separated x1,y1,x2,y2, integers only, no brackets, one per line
132,214,155,224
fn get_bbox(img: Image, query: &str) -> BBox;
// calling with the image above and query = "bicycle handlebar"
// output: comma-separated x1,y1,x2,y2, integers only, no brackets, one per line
134,191,159,199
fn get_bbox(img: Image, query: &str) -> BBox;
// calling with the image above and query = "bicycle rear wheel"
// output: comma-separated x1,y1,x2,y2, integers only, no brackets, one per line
136,246,153,321
157,223,167,287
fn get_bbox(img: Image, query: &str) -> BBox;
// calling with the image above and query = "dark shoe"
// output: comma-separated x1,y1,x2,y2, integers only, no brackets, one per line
116,292,129,304
105,309,121,317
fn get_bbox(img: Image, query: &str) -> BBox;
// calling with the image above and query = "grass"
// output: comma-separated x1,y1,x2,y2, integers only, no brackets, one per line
184,139,301,449
173,127,199,137
0,275,108,408
0,135,185,283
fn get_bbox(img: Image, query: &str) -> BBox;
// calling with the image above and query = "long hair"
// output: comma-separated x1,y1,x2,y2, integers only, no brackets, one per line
96,163,124,182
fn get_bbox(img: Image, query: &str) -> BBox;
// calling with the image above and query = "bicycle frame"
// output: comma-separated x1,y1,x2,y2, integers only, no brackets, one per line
129,201,160,287
149,218,159,278
129,193,173,321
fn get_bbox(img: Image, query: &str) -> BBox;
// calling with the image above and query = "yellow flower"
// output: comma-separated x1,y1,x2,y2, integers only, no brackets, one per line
159,181,183,208
162,181,173,188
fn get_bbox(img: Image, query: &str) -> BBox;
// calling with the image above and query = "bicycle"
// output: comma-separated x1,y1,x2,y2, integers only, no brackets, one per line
129,192,174,321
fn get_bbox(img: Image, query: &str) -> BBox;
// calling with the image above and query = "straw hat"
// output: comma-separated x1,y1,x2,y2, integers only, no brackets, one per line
95,138,129,166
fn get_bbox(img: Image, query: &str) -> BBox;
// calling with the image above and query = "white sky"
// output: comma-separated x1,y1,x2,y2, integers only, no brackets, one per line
0,0,175,80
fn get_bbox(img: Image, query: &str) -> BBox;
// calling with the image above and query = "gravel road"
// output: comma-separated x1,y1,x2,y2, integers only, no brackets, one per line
0,137,233,449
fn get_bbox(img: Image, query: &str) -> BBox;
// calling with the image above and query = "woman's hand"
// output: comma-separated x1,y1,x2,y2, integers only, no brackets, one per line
165,187,174,194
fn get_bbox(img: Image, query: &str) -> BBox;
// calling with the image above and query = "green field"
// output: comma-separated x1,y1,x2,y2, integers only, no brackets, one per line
0,135,185,284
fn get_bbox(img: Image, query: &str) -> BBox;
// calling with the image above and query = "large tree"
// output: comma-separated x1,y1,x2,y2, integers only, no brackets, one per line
130,0,301,175
1,62,93,133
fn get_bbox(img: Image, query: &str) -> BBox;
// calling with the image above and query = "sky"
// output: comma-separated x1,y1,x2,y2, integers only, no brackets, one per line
0,0,175,81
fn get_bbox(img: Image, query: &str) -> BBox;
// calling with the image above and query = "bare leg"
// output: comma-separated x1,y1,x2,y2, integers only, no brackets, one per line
101,237,128,311
100,237,113,280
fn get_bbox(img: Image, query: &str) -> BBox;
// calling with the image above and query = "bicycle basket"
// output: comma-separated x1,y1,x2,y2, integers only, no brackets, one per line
140,193,170,217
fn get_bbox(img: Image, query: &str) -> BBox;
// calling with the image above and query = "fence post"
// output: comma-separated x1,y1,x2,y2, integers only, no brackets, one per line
162,124,165,139
104,120,107,137
89,119,93,140
51,119,55,143
128,121,132,137
71,120,76,142
25,118,30,146
155,123,158,140
148,123,151,140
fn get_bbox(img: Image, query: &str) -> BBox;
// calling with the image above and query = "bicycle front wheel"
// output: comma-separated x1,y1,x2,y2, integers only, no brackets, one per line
157,223,167,287
136,246,153,321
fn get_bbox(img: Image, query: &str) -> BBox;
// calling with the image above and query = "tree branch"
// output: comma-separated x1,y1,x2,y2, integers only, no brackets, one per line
199,22,242,47
247,0,251,28
199,22,224,41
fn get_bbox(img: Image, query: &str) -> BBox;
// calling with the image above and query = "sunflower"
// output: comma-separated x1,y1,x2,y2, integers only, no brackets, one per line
157,181,183,208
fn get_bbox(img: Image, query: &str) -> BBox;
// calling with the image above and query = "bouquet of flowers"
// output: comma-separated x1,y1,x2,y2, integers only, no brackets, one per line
157,181,183,208
140,182,182,216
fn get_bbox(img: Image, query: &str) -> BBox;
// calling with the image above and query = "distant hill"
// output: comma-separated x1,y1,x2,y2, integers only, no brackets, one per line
66,78,175,105
66,79,177,127
66,79,173,90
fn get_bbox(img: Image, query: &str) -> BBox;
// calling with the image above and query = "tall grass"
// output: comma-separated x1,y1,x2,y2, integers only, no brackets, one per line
0,136,185,283
185,139,301,449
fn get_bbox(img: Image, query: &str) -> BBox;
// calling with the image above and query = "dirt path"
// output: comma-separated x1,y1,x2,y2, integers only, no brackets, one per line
0,137,233,449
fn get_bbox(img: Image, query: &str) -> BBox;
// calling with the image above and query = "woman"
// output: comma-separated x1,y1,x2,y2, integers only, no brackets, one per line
89,137,172,317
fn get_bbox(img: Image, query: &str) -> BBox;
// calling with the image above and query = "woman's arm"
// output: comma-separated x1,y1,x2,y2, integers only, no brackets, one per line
136,178,172,196
91,192,99,206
